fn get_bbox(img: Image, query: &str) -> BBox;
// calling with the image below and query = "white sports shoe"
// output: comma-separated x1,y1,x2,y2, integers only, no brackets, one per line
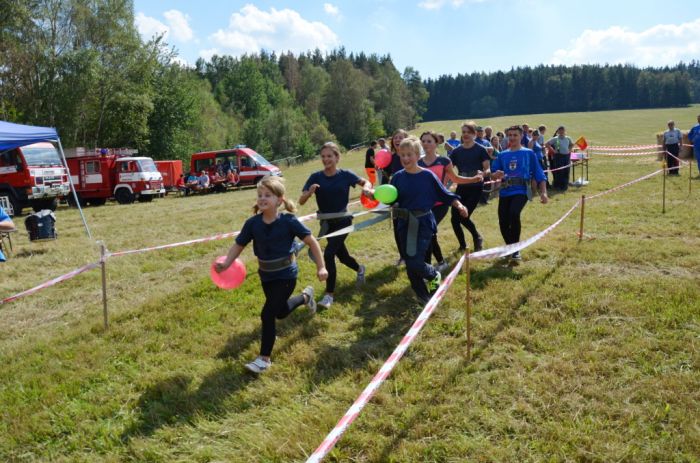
356,264,366,286
245,356,271,374
302,286,316,314
318,294,333,310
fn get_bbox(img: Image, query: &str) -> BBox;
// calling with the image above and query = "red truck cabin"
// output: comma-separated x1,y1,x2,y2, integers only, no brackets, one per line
0,142,70,215
190,146,281,186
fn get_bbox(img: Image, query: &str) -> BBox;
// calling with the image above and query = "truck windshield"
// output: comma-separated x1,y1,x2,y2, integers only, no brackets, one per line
21,146,62,167
138,159,158,172
251,152,271,166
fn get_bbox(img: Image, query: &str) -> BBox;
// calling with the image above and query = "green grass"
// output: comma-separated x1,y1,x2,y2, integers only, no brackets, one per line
1,105,700,462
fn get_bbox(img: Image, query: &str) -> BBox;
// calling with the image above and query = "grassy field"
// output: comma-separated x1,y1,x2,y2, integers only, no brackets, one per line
1,105,699,462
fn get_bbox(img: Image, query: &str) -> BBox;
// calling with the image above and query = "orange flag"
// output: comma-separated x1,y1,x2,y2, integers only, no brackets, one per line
575,136,588,150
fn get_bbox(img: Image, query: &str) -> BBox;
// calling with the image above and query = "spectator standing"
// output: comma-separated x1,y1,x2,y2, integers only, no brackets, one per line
545,126,574,191
365,140,377,184
690,114,700,174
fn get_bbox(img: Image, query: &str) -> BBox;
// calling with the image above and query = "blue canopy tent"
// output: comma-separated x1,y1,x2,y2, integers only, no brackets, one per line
0,121,92,239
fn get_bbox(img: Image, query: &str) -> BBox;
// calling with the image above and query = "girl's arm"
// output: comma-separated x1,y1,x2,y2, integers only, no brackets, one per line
357,178,373,196
298,184,319,205
451,199,469,218
215,243,245,272
303,234,328,281
445,163,483,184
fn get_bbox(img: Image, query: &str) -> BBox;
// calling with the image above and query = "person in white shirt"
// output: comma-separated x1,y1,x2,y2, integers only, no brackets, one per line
662,120,682,176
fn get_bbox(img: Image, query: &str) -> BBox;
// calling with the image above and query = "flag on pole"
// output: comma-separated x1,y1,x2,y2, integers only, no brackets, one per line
575,136,588,150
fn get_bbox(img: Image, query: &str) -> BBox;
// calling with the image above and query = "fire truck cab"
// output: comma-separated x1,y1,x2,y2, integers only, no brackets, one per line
0,142,70,216
65,148,164,206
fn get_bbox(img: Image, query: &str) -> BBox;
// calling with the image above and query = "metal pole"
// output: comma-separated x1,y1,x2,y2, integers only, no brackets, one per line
100,242,108,330
578,195,586,242
662,159,667,214
464,247,472,361
56,138,92,239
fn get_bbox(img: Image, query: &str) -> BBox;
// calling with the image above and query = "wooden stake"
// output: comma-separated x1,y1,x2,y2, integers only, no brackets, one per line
662,159,667,214
100,243,109,330
464,247,472,361
578,195,586,242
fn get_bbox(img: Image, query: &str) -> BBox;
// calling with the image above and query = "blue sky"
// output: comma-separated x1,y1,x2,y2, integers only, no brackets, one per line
134,0,700,79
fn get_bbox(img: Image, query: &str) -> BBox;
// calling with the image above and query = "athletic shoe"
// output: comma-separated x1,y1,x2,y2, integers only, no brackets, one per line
427,271,442,293
474,236,484,252
436,261,450,274
302,286,316,314
318,294,333,310
395,258,405,267
245,356,271,374
356,264,366,286
510,251,522,261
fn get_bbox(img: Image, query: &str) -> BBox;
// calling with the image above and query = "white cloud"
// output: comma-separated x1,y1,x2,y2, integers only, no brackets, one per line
199,48,220,61
135,12,169,41
163,10,194,42
210,4,339,55
418,0,465,10
551,18,700,66
324,3,341,18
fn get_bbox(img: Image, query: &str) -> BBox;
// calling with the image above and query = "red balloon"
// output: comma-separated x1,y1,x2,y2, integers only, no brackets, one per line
374,149,392,169
360,193,380,209
210,256,247,290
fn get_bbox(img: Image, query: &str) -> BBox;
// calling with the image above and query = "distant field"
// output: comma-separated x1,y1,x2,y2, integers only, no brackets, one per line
1,106,699,462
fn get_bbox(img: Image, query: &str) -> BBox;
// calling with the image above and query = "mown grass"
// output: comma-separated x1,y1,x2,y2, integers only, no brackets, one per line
1,105,699,462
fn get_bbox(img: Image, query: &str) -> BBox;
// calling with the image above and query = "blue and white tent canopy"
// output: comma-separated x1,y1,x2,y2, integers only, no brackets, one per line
0,121,59,152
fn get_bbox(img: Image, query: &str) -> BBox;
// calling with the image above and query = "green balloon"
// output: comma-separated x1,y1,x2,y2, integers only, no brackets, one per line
375,184,398,204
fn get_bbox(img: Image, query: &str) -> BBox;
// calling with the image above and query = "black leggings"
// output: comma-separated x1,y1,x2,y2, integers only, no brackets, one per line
451,185,483,249
260,279,306,357
426,203,449,264
322,218,360,293
497,194,529,245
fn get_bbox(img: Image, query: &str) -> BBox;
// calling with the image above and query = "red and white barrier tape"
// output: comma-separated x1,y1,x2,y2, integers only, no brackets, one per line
545,161,575,173
664,151,690,165
0,262,100,305
587,169,663,200
590,144,659,151
306,253,467,463
589,150,664,156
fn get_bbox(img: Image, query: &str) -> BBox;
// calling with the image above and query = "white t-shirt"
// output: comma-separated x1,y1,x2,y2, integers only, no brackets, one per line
663,128,682,145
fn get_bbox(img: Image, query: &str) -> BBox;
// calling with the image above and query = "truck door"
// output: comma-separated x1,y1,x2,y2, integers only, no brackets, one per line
238,153,257,183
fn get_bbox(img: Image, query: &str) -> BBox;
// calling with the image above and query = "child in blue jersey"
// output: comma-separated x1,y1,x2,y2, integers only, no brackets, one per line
491,126,549,262
299,142,373,310
215,177,328,374
370,136,469,303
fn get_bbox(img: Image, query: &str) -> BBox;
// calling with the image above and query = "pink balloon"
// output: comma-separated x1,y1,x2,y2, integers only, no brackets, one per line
374,149,392,169
210,256,247,290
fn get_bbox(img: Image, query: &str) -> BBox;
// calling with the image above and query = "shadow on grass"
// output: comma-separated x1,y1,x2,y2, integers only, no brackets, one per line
371,251,568,461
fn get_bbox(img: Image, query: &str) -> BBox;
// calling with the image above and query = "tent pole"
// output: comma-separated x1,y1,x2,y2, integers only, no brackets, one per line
57,139,92,240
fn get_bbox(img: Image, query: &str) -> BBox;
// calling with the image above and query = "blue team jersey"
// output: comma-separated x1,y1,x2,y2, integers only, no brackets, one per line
532,141,544,161
492,148,546,198
475,137,492,149
390,169,459,233
689,124,700,151
0,206,10,262
446,139,461,148
236,213,312,281
303,169,360,213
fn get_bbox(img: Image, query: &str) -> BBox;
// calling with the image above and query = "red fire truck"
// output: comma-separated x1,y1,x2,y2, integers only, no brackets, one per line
0,142,70,216
190,145,281,186
64,148,164,206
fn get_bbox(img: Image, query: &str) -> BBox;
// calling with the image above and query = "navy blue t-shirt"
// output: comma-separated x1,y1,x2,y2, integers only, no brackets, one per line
390,169,459,233
492,148,546,198
449,144,489,189
235,213,312,281
388,152,403,177
303,169,361,213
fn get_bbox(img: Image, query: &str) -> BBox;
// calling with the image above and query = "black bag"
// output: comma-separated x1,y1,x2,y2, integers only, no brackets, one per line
25,210,57,241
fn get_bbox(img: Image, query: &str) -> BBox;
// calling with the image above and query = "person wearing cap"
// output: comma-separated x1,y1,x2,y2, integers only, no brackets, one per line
687,114,700,174
545,126,575,191
663,120,682,176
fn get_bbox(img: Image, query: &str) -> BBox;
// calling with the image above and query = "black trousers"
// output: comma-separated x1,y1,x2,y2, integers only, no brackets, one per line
260,279,306,357
451,185,482,249
552,153,571,190
397,221,436,303
322,218,360,293
497,194,529,245
426,203,449,264
665,144,680,174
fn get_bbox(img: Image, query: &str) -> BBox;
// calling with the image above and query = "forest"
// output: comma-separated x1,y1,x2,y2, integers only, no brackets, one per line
1,0,699,163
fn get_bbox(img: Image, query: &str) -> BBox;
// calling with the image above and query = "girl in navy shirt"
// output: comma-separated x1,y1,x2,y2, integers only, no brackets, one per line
300,142,373,310
215,177,328,374
419,131,483,270
372,136,469,303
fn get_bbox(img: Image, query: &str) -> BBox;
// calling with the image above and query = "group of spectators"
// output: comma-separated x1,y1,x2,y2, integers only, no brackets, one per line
176,159,240,195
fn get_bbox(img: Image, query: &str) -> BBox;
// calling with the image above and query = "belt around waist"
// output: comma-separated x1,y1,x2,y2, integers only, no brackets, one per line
503,177,528,187
258,254,296,272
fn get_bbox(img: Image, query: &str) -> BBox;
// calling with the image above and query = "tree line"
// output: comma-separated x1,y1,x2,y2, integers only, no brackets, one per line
423,62,700,121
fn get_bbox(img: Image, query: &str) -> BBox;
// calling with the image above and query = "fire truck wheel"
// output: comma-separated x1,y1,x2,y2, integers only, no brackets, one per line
88,198,106,207
0,193,20,217
32,198,58,212
115,188,135,205
137,195,154,203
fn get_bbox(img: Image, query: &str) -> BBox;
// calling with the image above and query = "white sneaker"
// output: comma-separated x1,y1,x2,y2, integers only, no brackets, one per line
356,264,366,286
395,258,405,267
318,294,333,310
302,286,316,314
436,261,450,274
245,356,271,374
